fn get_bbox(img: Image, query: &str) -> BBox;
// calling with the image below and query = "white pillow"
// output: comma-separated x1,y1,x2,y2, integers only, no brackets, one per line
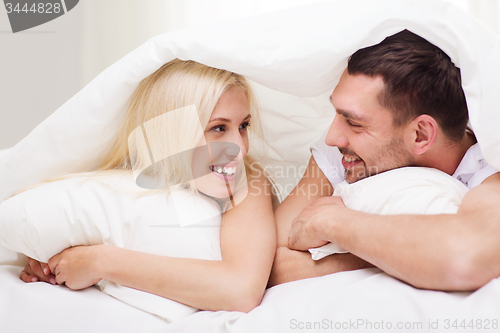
309,167,469,260
0,173,222,322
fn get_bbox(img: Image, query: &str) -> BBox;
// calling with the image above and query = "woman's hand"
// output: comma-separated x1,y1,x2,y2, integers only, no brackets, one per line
20,257,57,284
48,245,105,290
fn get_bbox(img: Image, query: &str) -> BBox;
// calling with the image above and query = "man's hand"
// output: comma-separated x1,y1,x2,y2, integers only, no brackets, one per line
20,257,57,284
288,196,346,251
48,245,104,290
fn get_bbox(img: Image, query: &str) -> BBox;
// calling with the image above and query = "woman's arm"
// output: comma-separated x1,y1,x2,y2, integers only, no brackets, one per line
48,170,276,312
269,156,371,287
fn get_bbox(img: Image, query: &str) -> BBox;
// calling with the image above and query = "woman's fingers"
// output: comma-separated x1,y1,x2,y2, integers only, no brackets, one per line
28,258,48,282
19,265,38,283
41,262,51,276
25,257,56,284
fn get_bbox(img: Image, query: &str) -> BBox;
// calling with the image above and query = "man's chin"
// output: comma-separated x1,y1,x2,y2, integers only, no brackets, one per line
344,166,371,184
344,171,367,184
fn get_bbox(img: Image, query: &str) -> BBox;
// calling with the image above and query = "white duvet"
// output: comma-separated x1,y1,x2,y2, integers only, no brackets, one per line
1,0,500,332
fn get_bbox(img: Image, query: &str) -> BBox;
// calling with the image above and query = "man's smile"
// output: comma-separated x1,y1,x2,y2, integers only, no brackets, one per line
340,153,363,170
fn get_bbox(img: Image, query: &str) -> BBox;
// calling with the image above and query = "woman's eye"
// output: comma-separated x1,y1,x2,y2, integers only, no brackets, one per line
211,125,225,132
240,122,250,130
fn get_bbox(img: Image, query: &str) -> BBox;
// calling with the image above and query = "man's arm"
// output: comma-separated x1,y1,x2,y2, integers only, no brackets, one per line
289,172,500,291
269,156,372,287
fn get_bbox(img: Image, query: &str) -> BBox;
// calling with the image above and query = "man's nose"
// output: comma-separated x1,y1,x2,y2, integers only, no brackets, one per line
325,116,348,148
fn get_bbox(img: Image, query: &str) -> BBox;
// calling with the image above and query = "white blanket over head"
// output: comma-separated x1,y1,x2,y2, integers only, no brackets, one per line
309,167,469,260
0,0,499,203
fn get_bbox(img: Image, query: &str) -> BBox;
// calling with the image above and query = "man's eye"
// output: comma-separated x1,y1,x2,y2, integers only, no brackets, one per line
347,120,361,127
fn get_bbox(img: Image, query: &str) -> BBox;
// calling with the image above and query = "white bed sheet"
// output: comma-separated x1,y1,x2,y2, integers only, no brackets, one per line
0,264,170,333
2,261,500,333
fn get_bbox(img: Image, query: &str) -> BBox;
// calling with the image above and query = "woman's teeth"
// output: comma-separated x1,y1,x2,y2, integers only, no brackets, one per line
210,166,236,176
344,156,361,162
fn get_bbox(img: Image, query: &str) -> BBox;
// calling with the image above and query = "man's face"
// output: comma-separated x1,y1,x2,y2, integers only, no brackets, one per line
326,70,415,184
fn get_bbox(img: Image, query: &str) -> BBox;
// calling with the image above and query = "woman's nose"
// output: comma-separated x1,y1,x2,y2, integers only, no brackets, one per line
226,133,247,159
224,143,240,158
325,116,349,148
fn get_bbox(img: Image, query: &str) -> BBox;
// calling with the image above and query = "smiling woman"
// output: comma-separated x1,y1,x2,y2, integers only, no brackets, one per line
15,59,277,315
193,87,252,200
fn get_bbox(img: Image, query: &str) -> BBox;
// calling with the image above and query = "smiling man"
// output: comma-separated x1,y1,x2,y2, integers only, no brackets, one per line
269,30,500,291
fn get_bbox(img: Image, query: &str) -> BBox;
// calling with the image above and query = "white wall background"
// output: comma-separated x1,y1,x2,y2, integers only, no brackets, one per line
1,0,499,149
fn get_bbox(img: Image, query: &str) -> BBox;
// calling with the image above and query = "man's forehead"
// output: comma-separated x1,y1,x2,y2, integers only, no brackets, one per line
328,95,372,122
329,72,390,122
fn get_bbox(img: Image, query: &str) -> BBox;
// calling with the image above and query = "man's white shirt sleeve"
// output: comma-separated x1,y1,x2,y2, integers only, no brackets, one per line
309,128,345,188
452,143,498,189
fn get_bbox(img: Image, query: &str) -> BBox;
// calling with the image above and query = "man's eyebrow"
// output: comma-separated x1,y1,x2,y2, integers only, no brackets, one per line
335,108,370,123
329,94,370,122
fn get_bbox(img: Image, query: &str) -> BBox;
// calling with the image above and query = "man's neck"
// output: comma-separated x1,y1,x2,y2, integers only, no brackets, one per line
419,131,476,176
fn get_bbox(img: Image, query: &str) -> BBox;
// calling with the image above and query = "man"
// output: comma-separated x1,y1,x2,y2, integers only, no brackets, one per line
269,30,500,291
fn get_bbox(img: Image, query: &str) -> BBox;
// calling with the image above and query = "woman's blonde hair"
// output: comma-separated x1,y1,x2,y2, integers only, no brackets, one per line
15,59,265,198
98,59,264,193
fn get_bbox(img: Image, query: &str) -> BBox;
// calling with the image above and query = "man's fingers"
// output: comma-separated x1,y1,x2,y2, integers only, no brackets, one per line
288,215,302,238
328,195,345,207
288,230,299,249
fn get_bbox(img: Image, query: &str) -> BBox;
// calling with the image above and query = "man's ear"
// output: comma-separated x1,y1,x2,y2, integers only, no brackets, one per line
407,115,439,155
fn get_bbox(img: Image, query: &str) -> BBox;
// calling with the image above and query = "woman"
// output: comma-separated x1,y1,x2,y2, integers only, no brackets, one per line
19,59,276,312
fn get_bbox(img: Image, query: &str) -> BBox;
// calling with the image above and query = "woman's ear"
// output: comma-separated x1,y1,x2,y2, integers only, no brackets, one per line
407,115,439,155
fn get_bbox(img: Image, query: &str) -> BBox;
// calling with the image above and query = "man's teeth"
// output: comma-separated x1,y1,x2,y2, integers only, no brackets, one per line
211,166,236,176
344,156,360,163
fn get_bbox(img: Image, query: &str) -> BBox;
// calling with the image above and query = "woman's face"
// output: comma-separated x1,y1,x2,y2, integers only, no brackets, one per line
192,86,251,199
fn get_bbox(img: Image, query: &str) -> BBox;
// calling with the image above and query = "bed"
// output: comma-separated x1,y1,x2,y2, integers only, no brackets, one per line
2,262,500,333
1,0,500,332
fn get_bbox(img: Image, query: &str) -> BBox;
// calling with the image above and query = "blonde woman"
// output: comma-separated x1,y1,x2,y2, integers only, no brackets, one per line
19,59,276,312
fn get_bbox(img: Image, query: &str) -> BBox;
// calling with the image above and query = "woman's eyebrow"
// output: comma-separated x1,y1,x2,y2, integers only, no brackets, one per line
209,117,230,123
209,114,251,123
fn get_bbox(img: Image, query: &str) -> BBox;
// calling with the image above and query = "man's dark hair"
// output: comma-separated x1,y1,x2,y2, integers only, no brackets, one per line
347,29,468,142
